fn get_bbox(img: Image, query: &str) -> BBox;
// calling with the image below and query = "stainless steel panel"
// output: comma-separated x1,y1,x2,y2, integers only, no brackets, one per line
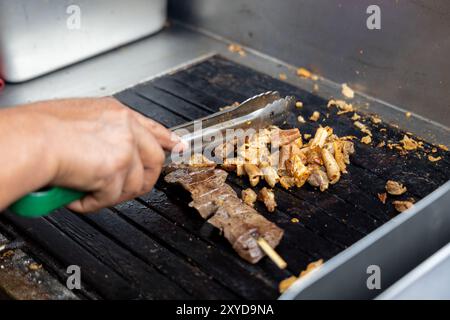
377,242,450,299
0,0,167,82
280,182,450,299
169,0,450,127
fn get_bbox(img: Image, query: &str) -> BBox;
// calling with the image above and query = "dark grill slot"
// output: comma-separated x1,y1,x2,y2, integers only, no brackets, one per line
2,55,448,299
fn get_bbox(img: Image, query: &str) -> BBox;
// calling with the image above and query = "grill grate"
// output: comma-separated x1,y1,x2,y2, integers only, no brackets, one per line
2,56,449,299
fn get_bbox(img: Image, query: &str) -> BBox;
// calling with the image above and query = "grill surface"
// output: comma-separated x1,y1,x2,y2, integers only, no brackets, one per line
1,56,449,299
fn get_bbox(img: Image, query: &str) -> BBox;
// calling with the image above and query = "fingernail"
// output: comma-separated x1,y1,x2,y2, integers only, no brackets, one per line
172,138,189,153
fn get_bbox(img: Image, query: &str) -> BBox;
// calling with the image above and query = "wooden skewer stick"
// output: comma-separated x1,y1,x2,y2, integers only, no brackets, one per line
257,237,287,269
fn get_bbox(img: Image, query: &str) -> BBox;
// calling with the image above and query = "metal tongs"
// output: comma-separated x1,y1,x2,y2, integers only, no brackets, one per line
9,91,296,218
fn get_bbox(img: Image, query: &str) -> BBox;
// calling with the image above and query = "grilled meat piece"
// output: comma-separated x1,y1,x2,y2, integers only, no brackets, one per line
241,188,257,207
307,166,329,191
259,161,280,188
165,166,284,264
270,128,301,147
310,126,332,149
385,180,407,195
392,200,414,213
321,148,340,184
279,176,295,190
244,163,262,186
259,187,277,212
342,140,355,164
286,154,310,188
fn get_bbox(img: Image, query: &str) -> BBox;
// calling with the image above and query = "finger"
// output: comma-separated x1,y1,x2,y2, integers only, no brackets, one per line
140,166,162,194
67,175,125,213
117,150,145,202
130,109,182,151
131,120,166,170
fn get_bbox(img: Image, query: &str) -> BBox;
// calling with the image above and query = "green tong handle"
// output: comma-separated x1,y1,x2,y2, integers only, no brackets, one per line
9,187,85,218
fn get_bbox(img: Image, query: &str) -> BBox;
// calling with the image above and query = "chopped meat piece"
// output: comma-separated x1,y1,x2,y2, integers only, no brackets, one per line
385,180,407,195
222,157,246,177
270,128,301,147
307,166,329,191
309,126,332,149
341,141,355,164
400,135,419,150
278,145,291,173
259,187,277,212
438,144,449,151
286,154,310,187
260,162,280,187
377,193,387,204
371,116,382,124
327,99,354,114
309,111,320,122
238,140,270,164
241,188,257,207
279,276,297,293
236,164,245,176
333,141,347,173
305,146,323,166
361,135,372,144
428,155,442,162
279,176,295,189
244,164,262,186
392,200,414,213
321,148,340,184
354,121,372,136
341,83,354,98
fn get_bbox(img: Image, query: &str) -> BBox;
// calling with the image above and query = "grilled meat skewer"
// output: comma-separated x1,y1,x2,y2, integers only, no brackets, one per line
164,165,284,264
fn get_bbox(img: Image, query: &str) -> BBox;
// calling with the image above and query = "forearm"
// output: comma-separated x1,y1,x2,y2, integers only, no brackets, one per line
0,106,58,210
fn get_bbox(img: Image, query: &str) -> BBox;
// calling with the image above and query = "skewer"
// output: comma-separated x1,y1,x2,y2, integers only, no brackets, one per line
256,237,287,269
